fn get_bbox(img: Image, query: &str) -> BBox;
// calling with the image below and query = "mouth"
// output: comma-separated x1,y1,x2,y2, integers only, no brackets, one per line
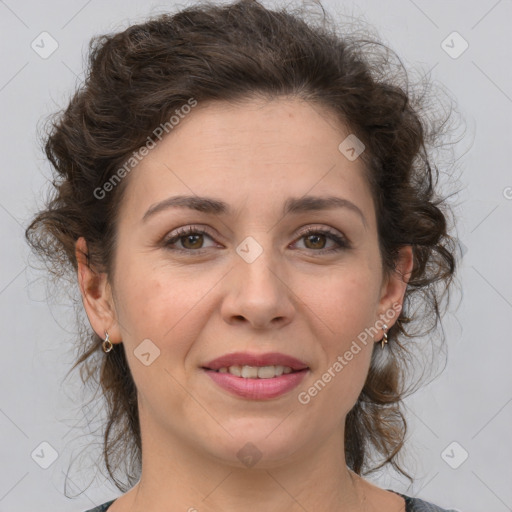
202,351,309,374
202,364,307,379
201,352,310,399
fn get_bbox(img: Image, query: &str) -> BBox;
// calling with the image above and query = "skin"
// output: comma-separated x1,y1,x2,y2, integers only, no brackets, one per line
76,97,413,512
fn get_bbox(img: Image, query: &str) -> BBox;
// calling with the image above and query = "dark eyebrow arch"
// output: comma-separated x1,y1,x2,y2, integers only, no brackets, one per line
284,195,367,228
142,194,367,228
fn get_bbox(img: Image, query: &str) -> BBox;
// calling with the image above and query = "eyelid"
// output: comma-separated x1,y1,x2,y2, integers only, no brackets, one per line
294,224,348,241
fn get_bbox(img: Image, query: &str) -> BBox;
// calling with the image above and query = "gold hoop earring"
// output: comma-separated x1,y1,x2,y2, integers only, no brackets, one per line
380,324,389,349
102,330,113,353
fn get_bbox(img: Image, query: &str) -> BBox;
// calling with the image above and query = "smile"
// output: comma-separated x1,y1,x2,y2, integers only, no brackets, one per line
212,364,296,378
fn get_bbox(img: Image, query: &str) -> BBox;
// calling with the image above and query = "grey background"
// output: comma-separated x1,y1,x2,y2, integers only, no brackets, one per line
1,0,511,511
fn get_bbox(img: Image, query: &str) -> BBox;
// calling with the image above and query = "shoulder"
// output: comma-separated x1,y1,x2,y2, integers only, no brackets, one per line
389,490,462,512
82,499,116,512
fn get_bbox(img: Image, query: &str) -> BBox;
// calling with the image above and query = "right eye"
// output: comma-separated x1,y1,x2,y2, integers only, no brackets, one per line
163,225,220,253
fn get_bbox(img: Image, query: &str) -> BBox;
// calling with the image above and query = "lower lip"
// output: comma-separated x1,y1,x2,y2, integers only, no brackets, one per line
203,369,308,400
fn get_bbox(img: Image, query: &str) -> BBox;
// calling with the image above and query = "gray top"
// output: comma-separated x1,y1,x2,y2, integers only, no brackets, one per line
82,490,461,511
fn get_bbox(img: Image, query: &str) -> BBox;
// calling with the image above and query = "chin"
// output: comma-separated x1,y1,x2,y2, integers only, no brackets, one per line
201,419,313,469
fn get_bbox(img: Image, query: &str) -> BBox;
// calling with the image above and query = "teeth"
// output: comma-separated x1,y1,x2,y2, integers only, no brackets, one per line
228,366,241,377
217,365,295,378
273,365,285,377
241,366,258,378
259,365,283,378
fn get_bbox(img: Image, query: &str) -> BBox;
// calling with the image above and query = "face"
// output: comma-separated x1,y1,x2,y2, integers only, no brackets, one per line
78,97,411,469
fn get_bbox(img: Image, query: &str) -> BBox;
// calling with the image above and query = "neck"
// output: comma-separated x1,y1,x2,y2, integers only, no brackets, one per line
123,410,366,512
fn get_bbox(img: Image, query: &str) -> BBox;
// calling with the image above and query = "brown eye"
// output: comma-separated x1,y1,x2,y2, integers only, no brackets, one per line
294,228,350,254
163,226,217,253
181,233,205,249
303,233,327,249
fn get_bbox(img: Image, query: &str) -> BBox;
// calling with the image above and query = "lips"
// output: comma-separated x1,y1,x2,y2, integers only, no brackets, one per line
202,352,309,372
201,352,310,400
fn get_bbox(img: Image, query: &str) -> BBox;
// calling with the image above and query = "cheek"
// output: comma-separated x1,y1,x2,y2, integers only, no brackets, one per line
112,254,220,359
295,266,379,401
112,260,206,405
300,263,380,337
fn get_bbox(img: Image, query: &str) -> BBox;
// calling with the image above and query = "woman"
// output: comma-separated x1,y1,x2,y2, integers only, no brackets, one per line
26,1,460,511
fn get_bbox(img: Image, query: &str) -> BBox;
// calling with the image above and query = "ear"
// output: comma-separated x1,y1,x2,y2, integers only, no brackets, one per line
376,245,414,332
75,237,122,345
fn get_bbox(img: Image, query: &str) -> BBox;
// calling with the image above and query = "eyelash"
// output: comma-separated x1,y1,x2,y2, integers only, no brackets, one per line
162,225,350,255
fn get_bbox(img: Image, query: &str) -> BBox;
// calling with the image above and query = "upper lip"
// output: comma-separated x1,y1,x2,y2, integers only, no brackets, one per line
203,352,309,371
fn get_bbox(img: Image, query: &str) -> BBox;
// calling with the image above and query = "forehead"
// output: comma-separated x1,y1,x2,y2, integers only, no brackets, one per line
117,97,376,228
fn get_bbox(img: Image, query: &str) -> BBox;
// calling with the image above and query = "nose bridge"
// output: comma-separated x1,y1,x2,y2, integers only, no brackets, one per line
221,231,294,328
235,232,284,297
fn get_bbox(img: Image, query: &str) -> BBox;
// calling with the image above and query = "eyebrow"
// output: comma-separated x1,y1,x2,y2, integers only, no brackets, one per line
142,194,367,227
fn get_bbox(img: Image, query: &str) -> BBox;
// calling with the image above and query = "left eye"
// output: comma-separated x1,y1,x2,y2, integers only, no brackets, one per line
294,228,349,252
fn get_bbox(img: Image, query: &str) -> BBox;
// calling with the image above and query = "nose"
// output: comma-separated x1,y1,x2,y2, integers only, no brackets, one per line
220,248,295,331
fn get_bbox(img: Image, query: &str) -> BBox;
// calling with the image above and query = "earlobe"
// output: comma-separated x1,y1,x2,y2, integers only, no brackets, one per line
75,237,121,344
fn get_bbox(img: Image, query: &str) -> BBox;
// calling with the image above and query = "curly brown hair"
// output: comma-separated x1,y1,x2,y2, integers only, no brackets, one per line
25,0,459,493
